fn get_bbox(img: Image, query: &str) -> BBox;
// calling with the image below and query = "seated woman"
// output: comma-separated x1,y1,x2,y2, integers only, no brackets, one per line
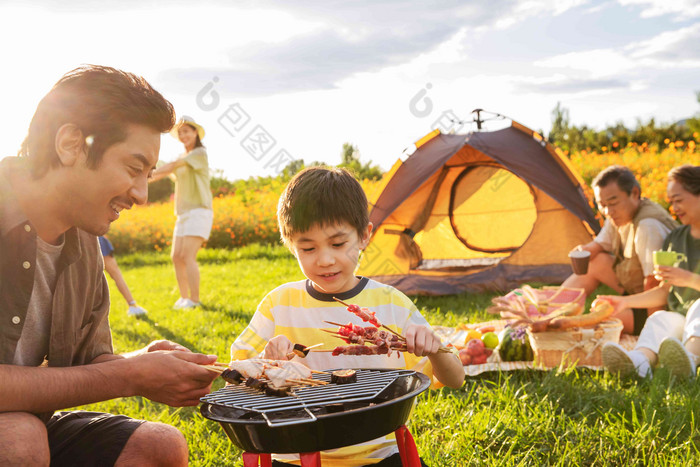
601,164,700,379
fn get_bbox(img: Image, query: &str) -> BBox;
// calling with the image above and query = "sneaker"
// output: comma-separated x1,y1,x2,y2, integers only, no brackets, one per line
658,337,696,379
602,343,650,378
178,298,201,309
127,304,148,317
173,297,189,309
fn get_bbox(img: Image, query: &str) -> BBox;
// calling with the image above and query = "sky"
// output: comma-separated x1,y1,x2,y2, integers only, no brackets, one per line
1,0,698,180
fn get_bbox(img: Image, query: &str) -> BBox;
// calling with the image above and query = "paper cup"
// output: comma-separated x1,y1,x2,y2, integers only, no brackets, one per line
569,250,591,275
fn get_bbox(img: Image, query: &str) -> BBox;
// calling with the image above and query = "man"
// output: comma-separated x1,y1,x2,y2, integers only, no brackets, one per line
562,165,678,334
0,66,218,466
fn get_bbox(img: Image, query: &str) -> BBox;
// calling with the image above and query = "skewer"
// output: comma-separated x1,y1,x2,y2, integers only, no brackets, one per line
323,320,407,342
202,365,224,374
332,297,352,308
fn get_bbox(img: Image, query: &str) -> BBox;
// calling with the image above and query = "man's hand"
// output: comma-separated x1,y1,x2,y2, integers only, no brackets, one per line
120,340,191,359
144,340,190,353
264,336,294,360
403,324,442,357
128,351,218,406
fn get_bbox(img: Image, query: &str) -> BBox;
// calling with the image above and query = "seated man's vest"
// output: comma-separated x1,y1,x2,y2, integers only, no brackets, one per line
611,198,678,294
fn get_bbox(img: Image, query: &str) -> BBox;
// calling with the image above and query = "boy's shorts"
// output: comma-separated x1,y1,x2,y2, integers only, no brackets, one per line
46,410,145,466
174,207,213,240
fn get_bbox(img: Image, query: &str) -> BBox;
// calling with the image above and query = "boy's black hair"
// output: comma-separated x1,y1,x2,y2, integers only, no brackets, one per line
278,166,369,247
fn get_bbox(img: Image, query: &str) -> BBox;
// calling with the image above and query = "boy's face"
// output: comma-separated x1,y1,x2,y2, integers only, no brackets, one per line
290,221,372,295
61,124,160,236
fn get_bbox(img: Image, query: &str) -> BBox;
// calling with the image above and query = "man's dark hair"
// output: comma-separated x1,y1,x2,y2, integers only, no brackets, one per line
19,65,175,178
669,164,700,195
592,165,641,195
278,166,369,247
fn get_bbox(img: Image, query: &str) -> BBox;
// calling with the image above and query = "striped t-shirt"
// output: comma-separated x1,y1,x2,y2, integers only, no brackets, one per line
230,276,434,466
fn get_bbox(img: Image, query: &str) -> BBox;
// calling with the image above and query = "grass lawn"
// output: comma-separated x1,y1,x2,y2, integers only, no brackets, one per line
76,244,700,466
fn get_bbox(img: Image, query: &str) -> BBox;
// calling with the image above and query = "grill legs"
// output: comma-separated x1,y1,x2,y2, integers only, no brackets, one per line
395,425,421,467
241,426,419,466
242,452,271,467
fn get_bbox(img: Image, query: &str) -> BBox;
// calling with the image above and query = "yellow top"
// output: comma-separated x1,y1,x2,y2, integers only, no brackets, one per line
230,277,435,466
173,147,212,215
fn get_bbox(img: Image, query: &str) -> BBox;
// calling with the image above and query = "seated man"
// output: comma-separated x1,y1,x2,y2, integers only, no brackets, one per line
0,65,218,466
562,165,677,334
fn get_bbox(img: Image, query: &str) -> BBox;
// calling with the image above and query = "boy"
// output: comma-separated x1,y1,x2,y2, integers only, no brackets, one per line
231,167,464,466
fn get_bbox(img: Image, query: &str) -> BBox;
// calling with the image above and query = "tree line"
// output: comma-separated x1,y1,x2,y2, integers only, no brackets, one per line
547,93,700,153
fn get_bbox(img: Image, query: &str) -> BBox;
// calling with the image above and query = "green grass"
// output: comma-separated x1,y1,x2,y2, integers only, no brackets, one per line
76,244,700,466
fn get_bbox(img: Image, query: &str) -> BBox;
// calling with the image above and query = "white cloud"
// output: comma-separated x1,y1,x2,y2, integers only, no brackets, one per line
617,0,700,19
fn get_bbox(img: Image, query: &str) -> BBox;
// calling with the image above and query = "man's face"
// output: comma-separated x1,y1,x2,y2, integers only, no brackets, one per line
290,221,371,295
594,181,640,227
63,124,160,235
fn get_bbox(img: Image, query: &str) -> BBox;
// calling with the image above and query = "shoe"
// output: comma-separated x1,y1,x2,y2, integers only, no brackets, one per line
178,298,201,309
173,297,189,309
602,343,650,378
127,304,148,317
658,337,696,379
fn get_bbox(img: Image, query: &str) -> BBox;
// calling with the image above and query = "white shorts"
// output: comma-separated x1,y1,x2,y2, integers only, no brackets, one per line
174,208,213,240
635,299,700,353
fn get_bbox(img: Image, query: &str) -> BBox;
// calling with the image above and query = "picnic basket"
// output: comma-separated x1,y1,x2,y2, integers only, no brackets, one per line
526,319,623,368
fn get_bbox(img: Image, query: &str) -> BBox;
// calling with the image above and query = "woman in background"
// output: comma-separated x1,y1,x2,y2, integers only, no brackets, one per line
152,116,212,309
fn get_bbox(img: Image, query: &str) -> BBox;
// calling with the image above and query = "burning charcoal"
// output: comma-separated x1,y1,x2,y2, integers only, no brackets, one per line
331,369,357,384
221,369,244,384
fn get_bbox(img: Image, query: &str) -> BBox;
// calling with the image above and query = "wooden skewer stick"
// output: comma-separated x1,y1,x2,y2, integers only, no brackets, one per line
332,297,352,308
323,320,407,342
380,325,407,341
202,365,224,374
304,343,324,350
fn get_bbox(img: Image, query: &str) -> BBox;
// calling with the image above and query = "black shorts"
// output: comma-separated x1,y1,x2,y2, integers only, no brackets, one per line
632,308,649,336
46,411,145,467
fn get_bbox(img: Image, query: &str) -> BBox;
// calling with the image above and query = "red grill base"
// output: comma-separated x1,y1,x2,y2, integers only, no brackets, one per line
241,425,420,467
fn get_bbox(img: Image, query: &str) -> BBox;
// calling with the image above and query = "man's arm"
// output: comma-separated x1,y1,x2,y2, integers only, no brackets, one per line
0,350,218,413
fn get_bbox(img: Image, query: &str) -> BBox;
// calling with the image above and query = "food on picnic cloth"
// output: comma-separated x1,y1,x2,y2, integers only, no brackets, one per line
498,327,534,362
459,339,493,365
487,285,585,320
331,369,357,384
547,298,615,330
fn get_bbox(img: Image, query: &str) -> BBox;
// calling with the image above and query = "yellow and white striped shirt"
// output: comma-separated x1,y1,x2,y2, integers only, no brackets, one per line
230,277,434,466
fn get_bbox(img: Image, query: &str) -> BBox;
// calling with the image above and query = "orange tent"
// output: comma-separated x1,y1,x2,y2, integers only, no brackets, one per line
357,115,600,295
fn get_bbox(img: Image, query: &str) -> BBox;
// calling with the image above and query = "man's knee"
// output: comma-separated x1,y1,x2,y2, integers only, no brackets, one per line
117,422,187,467
0,412,50,466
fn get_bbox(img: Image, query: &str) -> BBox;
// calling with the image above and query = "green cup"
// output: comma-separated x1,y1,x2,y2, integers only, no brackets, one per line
653,250,687,267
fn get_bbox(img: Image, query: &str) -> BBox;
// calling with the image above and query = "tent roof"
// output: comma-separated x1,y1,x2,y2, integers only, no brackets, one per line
369,124,600,233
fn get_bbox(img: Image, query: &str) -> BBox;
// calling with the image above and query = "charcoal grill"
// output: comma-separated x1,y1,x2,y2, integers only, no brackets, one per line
200,368,430,454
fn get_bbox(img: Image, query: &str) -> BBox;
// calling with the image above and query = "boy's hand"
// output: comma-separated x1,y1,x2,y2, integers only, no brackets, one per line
264,336,294,360
403,324,442,357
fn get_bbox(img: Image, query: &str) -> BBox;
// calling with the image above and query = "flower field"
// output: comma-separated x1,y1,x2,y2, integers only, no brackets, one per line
109,143,699,254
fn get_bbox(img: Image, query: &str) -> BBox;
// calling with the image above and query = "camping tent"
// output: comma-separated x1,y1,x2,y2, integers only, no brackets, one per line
356,116,601,295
